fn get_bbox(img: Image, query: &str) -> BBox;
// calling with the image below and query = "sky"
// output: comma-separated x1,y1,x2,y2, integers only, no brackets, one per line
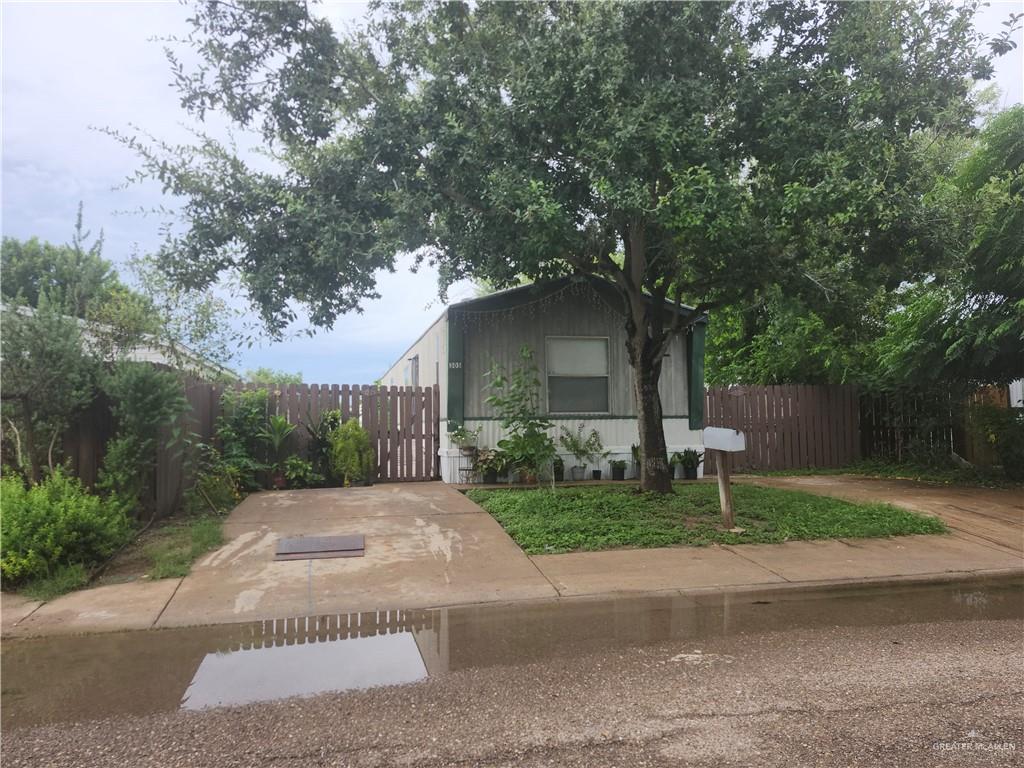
2,1,1023,383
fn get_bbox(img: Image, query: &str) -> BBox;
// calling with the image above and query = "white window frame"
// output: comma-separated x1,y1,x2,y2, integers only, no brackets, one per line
545,335,611,415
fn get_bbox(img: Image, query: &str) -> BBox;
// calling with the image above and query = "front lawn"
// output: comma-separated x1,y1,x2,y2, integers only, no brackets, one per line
466,484,946,554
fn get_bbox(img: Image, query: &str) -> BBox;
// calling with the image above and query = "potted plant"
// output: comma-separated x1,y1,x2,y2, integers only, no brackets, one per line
552,455,564,482
671,448,704,480
258,414,296,489
559,424,608,481
610,459,627,481
474,448,501,484
450,424,480,455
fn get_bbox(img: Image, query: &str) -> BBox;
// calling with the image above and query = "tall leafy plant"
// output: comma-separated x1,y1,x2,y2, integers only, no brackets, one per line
484,346,556,479
98,362,189,516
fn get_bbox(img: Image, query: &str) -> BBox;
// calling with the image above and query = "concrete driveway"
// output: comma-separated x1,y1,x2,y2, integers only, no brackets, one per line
155,483,558,627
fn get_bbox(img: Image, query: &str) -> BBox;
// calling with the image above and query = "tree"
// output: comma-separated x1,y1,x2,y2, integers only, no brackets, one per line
0,295,96,482
1,205,124,318
245,367,303,386
122,0,1010,491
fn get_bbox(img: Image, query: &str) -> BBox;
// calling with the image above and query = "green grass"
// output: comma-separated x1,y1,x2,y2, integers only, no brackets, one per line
745,459,1020,489
143,516,224,579
20,564,90,601
466,484,947,554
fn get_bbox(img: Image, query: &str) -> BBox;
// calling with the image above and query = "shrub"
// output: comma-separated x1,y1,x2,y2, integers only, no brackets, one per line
98,362,189,514
283,456,324,489
215,388,271,489
0,470,132,585
973,406,1024,482
305,408,341,481
330,420,375,486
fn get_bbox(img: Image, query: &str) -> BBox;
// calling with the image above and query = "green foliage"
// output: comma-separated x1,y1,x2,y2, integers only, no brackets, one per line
97,362,189,513
215,389,271,489
245,367,303,386
485,347,556,476
671,449,704,469
330,420,375,486
183,442,244,514
305,407,341,482
20,564,91,601
283,456,324,489
258,414,296,469
972,406,1024,482
467,485,947,555
144,516,224,580
449,424,480,447
609,460,628,471
558,424,607,466
0,294,97,482
1,205,124,317
0,470,132,585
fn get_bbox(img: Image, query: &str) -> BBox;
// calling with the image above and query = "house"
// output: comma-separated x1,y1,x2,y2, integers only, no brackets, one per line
381,276,707,482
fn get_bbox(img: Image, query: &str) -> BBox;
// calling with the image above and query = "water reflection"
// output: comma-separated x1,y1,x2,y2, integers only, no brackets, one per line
2,576,1021,729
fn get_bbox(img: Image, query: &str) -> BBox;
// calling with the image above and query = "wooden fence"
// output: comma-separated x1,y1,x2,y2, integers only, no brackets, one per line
64,381,441,518
703,384,861,474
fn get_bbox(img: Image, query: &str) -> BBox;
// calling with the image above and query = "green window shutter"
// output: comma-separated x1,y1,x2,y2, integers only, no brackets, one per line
447,313,465,430
687,323,706,431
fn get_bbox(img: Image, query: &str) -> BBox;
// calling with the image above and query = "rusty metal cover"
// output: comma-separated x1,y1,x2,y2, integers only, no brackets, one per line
275,535,365,560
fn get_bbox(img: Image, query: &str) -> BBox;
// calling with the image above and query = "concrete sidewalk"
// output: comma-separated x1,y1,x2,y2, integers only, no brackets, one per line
5,478,1021,637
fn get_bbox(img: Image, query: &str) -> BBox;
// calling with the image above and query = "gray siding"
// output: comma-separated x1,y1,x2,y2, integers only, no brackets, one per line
460,288,688,418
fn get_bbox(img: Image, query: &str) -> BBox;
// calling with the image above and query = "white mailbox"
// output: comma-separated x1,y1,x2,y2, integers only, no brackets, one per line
703,427,745,453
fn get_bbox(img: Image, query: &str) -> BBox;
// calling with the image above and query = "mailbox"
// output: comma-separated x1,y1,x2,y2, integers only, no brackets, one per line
703,427,745,453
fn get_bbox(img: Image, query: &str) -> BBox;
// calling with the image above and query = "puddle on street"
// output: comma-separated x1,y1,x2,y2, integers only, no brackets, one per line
3,576,1021,729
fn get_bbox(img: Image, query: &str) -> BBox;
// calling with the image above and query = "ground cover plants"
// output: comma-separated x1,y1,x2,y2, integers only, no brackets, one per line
466,484,947,555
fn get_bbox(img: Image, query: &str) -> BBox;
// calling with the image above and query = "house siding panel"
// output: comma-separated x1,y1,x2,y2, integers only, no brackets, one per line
381,312,448,419
460,287,689,418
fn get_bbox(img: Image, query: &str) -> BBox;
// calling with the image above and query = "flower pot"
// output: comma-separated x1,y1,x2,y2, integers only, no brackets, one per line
591,469,602,480
611,465,625,481
459,445,477,456
271,472,286,490
483,469,498,484
683,466,698,480
519,471,538,485
553,466,564,482
570,466,586,481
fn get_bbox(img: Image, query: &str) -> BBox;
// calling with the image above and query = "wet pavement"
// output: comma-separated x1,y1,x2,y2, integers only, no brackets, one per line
3,575,1021,732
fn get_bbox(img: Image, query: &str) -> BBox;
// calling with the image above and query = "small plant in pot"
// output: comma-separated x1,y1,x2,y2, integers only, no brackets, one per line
473,448,502,484
258,414,296,489
552,455,565,482
559,424,608,481
671,448,704,480
450,424,481,455
609,459,627,481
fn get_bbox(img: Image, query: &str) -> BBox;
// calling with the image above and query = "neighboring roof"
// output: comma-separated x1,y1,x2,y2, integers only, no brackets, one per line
449,274,708,321
1,302,238,380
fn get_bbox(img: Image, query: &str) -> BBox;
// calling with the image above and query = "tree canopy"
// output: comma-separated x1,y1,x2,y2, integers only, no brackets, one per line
120,0,1013,490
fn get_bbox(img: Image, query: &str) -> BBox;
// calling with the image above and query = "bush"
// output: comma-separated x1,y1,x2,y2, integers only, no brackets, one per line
330,420,375,486
0,470,132,585
283,456,324,489
973,406,1024,482
182,442,243,514
215,388,271,490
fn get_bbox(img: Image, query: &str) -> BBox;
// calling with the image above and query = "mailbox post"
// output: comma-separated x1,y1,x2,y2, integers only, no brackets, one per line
702,427,746,529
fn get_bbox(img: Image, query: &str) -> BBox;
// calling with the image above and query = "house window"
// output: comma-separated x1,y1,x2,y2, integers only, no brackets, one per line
546,337,609,413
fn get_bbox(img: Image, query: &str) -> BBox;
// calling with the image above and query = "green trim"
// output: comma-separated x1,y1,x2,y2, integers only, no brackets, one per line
447,312,465,431
463,414,691,421
687,324,706,430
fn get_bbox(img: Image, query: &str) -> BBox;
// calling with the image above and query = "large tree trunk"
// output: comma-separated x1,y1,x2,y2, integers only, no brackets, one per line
623,298,674,493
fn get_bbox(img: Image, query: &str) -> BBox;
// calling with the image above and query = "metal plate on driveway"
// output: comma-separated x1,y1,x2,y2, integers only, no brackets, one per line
275,535,365,560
